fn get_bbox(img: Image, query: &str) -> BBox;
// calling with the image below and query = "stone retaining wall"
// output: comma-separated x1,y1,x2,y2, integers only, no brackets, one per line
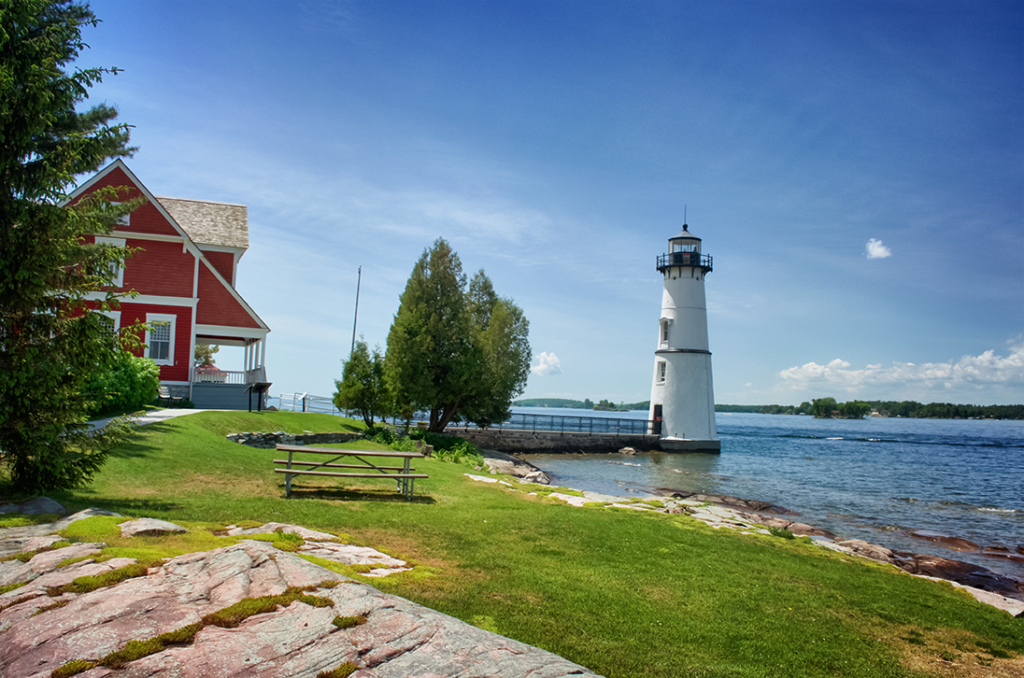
226,431,362,448
446,428,663,454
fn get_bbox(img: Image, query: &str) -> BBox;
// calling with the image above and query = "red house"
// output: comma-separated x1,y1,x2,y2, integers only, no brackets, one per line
69,160,271,409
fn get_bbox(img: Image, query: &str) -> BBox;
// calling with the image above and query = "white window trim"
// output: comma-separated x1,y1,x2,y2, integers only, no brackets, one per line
111,201,130,226
98,310,121,334
657,361,667,383
146,313,176,366
94,236,126,287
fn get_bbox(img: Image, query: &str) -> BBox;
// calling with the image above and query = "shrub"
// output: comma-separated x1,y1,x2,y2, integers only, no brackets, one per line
84,350,160,416
768,526,796,540
408,430,484,466
366,427,420,453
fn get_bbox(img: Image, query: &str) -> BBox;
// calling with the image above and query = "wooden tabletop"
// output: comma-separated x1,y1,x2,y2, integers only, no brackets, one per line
276,444,423,458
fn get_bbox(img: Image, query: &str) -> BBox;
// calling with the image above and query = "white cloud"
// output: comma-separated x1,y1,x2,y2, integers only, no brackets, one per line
865,238,892,259
531,352,562,376
778,341,1024,395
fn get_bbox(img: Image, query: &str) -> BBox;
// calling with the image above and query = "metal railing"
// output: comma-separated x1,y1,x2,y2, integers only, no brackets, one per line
452,412,655,435
277,392,343,415
274,393,654,435
656,252,712,273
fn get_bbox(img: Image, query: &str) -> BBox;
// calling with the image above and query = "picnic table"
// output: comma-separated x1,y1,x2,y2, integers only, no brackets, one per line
274,444,427,500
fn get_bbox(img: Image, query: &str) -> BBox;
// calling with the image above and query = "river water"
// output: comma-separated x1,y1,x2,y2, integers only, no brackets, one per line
515,408,1024,580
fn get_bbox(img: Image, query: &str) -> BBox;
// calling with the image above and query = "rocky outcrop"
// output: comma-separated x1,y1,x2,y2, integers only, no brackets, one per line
120,518,190,538
226,431,363,449
0,513,600,678
906,530,980,552
664,491,795,516
0,496,68,516
479,449,551,484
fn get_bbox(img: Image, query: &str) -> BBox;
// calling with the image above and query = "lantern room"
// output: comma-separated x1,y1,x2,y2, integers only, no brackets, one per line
656,224,713,274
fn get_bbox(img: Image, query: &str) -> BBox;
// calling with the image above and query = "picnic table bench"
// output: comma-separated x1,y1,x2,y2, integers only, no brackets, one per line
275,444,427,500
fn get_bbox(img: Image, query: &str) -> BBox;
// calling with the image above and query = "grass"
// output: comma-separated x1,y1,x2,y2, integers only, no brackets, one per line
317,664,359,678
332,615,367,629
202,586,334,627
45,560,164,596
3,410,1020,678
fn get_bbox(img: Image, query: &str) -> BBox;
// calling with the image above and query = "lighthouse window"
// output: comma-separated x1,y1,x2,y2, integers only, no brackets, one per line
660,320,669,343
657,361,667,383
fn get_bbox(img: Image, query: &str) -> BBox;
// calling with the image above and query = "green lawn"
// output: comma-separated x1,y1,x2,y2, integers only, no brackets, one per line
4,411,1021,678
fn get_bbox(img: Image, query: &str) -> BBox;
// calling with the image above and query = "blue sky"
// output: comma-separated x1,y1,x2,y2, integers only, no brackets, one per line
81,0,1023,405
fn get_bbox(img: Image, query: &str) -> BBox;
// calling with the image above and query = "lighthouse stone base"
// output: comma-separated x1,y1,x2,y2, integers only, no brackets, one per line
659,437,722,453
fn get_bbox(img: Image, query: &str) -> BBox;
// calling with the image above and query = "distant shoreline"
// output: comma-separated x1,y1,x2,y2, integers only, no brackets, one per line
513,399,1024,420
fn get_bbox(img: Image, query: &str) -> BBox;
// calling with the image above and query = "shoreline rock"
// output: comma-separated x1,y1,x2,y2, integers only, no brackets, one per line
479,448,551,484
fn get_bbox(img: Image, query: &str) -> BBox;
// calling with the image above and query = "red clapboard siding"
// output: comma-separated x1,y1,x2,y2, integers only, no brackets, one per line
202,250,234,286
122,240,194,297
80,167,181,238
196,262,260,328
117,303,193,382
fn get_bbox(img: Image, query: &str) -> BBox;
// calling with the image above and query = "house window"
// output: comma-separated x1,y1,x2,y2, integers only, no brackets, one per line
657,361,667,383
98,311,121,334
146,313,176,366
111,202,130,226
94,236,125,288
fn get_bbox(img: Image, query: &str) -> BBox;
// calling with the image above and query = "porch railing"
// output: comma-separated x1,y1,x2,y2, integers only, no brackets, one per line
192,366,267,385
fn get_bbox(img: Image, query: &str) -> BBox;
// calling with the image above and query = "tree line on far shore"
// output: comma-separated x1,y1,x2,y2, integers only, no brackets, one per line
516,398,1024,420
716,400,1024,420
513,398,651,411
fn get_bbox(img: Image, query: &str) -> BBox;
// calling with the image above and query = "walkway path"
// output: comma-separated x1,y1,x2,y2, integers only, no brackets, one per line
88,408,207,431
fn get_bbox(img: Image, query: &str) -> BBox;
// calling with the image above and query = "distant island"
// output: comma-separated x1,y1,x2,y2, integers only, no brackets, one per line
515,398,1023,420
718,399,1023,420
514,398,650,411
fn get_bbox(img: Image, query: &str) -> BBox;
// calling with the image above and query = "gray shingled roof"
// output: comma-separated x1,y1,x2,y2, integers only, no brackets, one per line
156,196,248,250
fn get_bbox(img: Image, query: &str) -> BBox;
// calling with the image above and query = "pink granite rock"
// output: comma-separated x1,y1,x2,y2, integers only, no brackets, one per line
120,518,189,538
0,541,601,678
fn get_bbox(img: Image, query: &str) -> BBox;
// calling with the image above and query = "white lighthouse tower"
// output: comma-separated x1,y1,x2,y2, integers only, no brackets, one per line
647,223,721,452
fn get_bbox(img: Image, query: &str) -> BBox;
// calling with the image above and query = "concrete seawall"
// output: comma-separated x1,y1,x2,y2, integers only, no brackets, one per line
445,427,663,454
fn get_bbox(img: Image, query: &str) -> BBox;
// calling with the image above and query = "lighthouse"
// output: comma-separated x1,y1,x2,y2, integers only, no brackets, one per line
647,224,721,452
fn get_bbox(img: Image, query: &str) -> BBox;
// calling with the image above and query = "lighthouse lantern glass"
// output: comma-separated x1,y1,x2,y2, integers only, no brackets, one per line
670,238,700,254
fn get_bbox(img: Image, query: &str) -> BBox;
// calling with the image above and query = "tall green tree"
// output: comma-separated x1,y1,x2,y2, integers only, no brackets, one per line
460,271,531,428
0,0,137,492
385,239,531,432
333,340,389,428
194,344,219,367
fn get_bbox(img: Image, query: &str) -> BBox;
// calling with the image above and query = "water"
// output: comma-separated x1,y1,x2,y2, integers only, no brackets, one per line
517,408,1024,580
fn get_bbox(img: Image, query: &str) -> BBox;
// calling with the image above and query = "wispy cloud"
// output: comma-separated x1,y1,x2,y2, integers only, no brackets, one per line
865,238,892,259
778,340,1024,396
531,352,562,376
